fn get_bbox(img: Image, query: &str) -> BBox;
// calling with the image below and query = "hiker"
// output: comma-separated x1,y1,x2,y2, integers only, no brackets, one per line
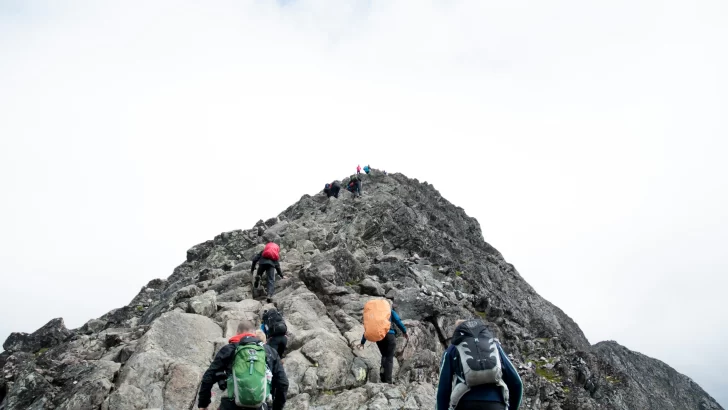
198,320,288,410
357,164,361,175
347,175,362,198
363,165,371,174
261,308,288,359
324,181,340,199
436,319,523,410
356,299,408,384
251,242,286,303
330,181,340,198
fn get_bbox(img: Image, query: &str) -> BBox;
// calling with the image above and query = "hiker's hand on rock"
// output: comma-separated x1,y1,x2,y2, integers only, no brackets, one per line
404,333,409,340
356,344,364,350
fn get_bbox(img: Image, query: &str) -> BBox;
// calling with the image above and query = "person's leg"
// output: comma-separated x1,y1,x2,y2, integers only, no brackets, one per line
277,336,287,358
376,333,396,383
268,336,281,356
255,266,265,288
376,338,387,381
269,335,288,358
266,265,276,298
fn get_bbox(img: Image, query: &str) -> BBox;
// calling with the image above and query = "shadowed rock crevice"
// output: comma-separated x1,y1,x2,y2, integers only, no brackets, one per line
0,170,722,410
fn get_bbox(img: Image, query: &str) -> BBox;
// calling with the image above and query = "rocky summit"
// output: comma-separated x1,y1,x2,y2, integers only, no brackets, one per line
0,170,722,410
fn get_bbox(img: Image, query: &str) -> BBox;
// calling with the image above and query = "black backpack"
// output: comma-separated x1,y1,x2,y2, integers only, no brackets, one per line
449,319,508,408
263,309,287,337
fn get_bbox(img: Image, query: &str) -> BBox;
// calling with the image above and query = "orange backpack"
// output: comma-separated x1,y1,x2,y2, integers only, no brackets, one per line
363,299,391,342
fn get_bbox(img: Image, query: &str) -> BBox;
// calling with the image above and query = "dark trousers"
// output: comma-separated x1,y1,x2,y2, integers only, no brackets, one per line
268,335,287,358
456,401,506,410
256,265,276,297
376,332,396,383
331,186,340,198
351,181,361,197
220,398,267,409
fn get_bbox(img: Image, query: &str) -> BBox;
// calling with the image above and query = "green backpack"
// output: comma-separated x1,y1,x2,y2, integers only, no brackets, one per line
227,342,269,408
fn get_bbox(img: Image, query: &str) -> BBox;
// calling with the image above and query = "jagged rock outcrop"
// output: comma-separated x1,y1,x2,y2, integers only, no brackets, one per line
1,170,722,410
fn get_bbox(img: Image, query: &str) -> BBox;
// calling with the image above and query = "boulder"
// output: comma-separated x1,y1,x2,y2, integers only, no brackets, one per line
106,311,222,409
2,317,71,353
359,278,385,296
187,290,217,317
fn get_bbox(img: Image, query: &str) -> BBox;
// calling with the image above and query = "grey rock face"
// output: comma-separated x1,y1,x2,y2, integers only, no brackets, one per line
187,290,217,317
1,170,722,410
104,311,222,410
2,318,71,353
591,341,724,410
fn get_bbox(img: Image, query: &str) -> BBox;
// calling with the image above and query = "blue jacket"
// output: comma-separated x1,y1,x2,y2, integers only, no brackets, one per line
360,310,407,344
436,342,523,410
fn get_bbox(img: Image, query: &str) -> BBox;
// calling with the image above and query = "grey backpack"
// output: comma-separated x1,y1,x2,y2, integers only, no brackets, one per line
449,319,509,409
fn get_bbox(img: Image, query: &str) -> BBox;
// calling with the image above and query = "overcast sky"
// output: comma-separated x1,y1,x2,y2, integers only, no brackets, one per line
1,0,726,405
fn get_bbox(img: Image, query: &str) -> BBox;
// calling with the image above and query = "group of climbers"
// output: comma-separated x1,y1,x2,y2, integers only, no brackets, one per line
199,201,523,409
198,292,522,410
356,298,522,409
323,164,375,200
323,181,340,198
198,318,288,410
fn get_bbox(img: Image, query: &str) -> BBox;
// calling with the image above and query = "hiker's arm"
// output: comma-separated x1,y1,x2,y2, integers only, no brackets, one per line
275,262,284,278
270,352,289,410
198,344,233,409
360,334,366,345
250,254,260,273
435,348,453,410
391,311,407,335
498,344,523,410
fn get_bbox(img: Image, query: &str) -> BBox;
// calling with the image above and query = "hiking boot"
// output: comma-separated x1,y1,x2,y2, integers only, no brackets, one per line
266,297,273,303
254,276,260,289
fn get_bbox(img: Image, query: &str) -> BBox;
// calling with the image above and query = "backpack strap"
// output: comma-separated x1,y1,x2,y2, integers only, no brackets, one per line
449,350,470,410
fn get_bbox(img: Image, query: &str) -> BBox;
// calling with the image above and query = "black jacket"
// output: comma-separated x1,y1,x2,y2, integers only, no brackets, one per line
330,181,340,195
251,252,283,277
198,334,289,410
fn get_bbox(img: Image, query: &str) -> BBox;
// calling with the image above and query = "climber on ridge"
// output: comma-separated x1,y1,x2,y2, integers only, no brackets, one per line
357,298,408,384
251,241,286,303
198,320,289,410
436,319,523,410
347,174,362,198
261,308,288,359
363,164,371,174
357,164,361,175
324,181,340,198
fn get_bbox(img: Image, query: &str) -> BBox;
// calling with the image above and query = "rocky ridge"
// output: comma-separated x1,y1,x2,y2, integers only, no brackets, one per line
1,170,723,410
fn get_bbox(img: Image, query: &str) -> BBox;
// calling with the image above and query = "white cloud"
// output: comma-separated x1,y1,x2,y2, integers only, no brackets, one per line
1,0,726,405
